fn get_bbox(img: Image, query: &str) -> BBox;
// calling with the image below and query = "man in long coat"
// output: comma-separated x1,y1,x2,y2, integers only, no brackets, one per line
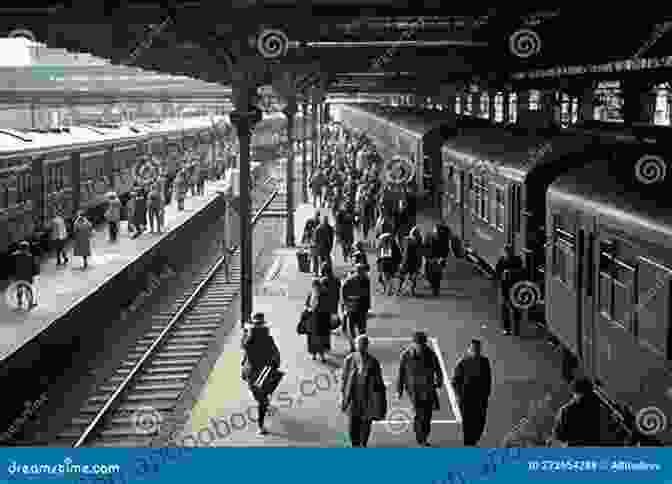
451,339,492,446
313,215,334,270
397,331,443,446
340,335,387,447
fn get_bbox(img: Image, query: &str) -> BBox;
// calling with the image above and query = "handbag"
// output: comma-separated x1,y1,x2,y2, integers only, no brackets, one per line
253,365,285,395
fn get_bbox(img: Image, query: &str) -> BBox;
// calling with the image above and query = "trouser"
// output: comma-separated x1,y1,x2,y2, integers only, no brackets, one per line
501,302,521,335
198,180,205,195
348,416,372,447
461,403,488,446
177,197,185,211
345,310,367,350
251,388,270,429
148,208,160,232
108,221,119,242
54,239,68,264
414,400,434,444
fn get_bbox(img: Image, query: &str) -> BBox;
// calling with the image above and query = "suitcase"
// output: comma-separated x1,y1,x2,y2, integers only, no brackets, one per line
297,249,311,273
253,365,285,395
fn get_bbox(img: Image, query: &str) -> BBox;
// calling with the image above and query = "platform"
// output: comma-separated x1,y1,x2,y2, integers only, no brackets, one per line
174,202,570,447
0,180,233,363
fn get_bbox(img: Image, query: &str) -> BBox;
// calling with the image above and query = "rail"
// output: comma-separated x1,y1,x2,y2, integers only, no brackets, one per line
73,181,281,447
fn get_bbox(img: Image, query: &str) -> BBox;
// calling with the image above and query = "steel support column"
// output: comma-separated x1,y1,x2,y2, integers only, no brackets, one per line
283,99,297,247
230,106,262,327
302,101,309,203
311,101,318,170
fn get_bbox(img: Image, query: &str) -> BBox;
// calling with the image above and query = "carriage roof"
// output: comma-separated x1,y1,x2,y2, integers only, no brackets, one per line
548,157,672,247
0,116,222,158
441,128,596,183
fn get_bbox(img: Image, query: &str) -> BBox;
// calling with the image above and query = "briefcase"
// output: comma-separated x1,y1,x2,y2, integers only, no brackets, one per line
253,365,285,395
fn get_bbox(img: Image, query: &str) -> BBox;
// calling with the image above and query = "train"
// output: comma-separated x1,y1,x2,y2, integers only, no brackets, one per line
336,103,672,443
0,116,230,277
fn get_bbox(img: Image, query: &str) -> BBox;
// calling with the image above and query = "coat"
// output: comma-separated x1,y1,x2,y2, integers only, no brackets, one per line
452,354,492,407
340,352,387,420
322,275,341,315
313,222,334,258
73,217,92,257
306,287,332,354
397,343,442,410
341,273,371,314
241,326,280,384
133,194,147,227
302,218,319,246
105,197,122,222
335,210,355,243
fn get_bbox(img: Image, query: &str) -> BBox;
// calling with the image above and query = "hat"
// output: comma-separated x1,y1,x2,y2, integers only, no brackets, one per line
251,312,266,325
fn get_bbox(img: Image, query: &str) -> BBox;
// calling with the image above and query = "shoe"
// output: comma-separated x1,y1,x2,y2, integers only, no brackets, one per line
257,427,268,435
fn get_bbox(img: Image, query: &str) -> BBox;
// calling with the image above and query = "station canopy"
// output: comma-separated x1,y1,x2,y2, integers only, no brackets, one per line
0,5,668,99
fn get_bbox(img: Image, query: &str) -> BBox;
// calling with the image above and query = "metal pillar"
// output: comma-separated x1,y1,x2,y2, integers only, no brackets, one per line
316,100,322,168
230,107,262,327
301,101,309,203
311,100,318,170
283,99,297,247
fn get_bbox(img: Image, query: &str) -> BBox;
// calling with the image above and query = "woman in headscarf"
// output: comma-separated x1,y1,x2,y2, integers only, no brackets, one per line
304,277,332,362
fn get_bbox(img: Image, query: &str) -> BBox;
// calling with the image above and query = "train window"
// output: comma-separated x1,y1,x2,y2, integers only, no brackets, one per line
480,180,489,222
495,187,505,231
636,259,671,357
494,93,504,122
599,270,614,319
465,95,473,116
511,185,521,233
553,235,575,289
0,181,6,208
508,93,518,124
480,93,490,119
454,169,461,204
529,90,541,111
455,96,462,115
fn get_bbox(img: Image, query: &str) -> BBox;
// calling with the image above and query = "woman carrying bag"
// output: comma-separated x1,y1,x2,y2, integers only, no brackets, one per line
303,278,332,362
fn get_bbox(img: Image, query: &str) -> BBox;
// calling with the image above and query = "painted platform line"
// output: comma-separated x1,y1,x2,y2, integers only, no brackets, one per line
367,336,461,425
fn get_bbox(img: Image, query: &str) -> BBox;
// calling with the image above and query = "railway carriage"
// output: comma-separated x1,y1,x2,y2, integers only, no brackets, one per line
334,104,490,211
547,143,672,445
0,116,228,278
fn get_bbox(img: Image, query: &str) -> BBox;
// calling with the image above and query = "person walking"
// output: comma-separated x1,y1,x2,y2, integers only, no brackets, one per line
341,263,371,352
334,204,355,263
340,335,387,447
50,209,69,265
241,312,281,436
126,191,136,235
105,192,122,242
313,215,335,271
376,233,401,295
494,245,525,336
397,331,443,446
73,211,93,270
397,227,423,297
451,339,492,446
320,262,341,332
131,189,147,239
550,378,604,446
302,211,321,276
147,183,162,234
304,278,332,362
196,163,206,196
10,241,39,309
175,169,187,211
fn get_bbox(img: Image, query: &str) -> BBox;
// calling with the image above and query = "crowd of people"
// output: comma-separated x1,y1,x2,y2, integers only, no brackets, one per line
8,151,221,310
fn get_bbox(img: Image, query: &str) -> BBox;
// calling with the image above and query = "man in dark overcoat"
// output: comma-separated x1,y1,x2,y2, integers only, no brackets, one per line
397,331,443,446
452,339,492,446
302,211,321,275
494,244,525,336
313,215,334,270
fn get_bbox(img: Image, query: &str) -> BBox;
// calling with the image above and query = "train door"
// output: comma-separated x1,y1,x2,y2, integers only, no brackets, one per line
509,183,522,254
578,213,597,380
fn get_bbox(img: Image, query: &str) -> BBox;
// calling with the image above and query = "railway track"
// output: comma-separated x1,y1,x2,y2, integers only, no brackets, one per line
54,179,288,447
